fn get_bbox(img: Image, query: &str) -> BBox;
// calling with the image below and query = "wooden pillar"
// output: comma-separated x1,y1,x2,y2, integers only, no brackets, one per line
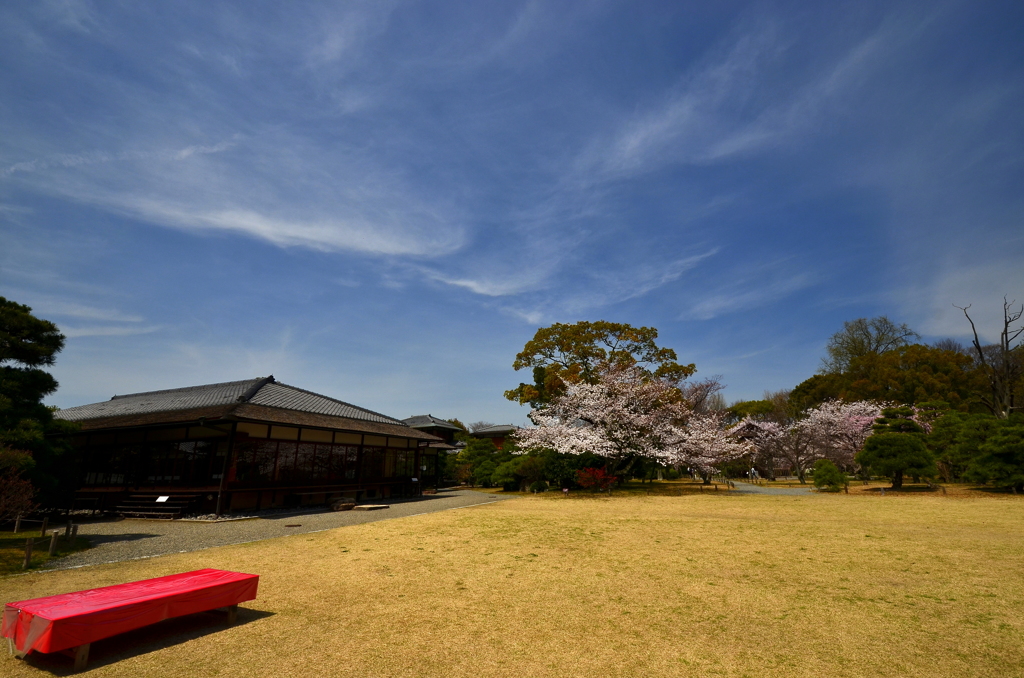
215,422,238,517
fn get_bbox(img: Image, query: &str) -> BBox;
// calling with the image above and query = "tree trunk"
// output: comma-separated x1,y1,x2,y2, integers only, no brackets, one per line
891,469,903,490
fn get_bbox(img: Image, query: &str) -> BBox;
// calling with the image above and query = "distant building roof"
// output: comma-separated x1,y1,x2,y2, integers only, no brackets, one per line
53,376,438,440
402,414,464,432
471,424,516,436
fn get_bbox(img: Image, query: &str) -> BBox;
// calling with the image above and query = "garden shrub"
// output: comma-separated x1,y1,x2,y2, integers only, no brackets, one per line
811,459,846,492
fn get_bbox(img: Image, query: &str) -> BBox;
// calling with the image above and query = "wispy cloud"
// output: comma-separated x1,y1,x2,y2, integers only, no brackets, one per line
29,299,144,323
686,270,815,321
571,14,897,184
4,131,468,257
61,324,162,338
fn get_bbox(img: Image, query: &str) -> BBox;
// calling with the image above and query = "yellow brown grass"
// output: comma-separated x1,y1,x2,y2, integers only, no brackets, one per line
2,492,1023,677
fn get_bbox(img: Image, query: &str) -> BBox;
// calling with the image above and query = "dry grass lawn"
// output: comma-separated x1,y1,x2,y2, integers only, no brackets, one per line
3,492,1023,677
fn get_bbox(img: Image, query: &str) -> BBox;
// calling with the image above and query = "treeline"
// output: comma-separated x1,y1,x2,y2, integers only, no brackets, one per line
442,437,628,492
728,307,1024,490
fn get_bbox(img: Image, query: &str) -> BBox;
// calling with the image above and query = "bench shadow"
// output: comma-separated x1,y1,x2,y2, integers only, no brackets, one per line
17,606,275,675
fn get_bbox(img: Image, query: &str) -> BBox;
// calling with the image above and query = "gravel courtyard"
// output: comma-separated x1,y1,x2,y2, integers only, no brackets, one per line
46,489,509,570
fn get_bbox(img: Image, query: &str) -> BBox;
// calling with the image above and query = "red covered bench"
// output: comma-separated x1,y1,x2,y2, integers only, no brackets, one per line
3,568,259,671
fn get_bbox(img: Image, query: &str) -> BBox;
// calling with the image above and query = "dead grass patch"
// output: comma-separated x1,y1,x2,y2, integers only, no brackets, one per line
2,493,1022,677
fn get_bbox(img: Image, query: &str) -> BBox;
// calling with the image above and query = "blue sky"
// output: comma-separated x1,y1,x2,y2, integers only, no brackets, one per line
2,1,1022,426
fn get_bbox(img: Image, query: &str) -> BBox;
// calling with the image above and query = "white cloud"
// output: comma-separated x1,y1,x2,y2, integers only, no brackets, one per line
573,15,896,183
686,271,814,321
61,324,162,338
31,300,144,323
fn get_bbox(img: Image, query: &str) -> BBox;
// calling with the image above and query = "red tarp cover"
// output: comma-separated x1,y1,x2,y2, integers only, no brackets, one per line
2,568,259,655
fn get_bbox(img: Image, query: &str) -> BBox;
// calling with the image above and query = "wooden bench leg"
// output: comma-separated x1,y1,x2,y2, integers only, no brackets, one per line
73,643,90,671
226,604,238,625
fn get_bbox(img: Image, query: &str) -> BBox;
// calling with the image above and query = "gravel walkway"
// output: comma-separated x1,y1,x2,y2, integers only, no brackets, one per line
731,481,816,496
46,489,510,570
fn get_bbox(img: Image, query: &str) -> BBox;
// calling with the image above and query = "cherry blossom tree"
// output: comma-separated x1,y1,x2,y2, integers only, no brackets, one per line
515,365,689,476
732,400,884,481
729,418,786,479
797,400,884,470
672,411,752,482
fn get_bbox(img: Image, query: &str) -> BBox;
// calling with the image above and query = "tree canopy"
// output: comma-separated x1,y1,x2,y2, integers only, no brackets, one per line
793,345,983,411
505,321,695,407
820,316,919,374
0,297,78,507
855,407,934,489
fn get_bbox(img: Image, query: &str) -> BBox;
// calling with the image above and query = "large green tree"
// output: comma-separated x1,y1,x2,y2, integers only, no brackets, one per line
820,316,919,374
0,297,78,507
927,412,1001,482
968,415,1024,492
792,345,984,411
505,321,695,408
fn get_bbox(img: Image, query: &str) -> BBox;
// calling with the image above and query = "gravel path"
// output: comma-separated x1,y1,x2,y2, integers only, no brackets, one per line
731,481,816,496
46,489,510,570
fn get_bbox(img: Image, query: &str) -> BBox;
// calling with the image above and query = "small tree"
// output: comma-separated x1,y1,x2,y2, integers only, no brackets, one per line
856,408,934,489
576,467,616,492
812,459,846,492
491,460,519,491
473,460,497,487
0,470,35,522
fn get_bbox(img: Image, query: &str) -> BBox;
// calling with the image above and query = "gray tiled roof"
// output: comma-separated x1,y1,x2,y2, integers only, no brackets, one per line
54,378,264,422
472,424,517,435
54,376,406,426
248,382,403,425
403,414,463,431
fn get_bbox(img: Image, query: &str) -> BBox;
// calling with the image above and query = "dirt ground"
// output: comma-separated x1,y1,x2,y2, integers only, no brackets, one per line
3,490,1022,677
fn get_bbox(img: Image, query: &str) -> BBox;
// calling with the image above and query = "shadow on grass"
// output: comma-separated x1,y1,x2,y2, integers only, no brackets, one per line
475,481,738,500
15,606,275,675
862,485,941,494
84,532,162,545
0,535,93,575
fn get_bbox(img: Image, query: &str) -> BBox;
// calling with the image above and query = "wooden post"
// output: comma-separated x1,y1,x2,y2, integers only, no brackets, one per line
13,513,21,533
72,524,79,540
40,517,48,538
215,422,238,518
49,531,59,556
72,643,90,671
226,604,238,625
65,520,73,540
23,538,33,569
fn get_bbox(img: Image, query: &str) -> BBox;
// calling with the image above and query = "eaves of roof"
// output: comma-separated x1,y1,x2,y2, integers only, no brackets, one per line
66,405,240,432
232,404,441,441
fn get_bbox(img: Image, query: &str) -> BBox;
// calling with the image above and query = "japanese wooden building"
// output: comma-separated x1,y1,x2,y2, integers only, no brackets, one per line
55,376,443,516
